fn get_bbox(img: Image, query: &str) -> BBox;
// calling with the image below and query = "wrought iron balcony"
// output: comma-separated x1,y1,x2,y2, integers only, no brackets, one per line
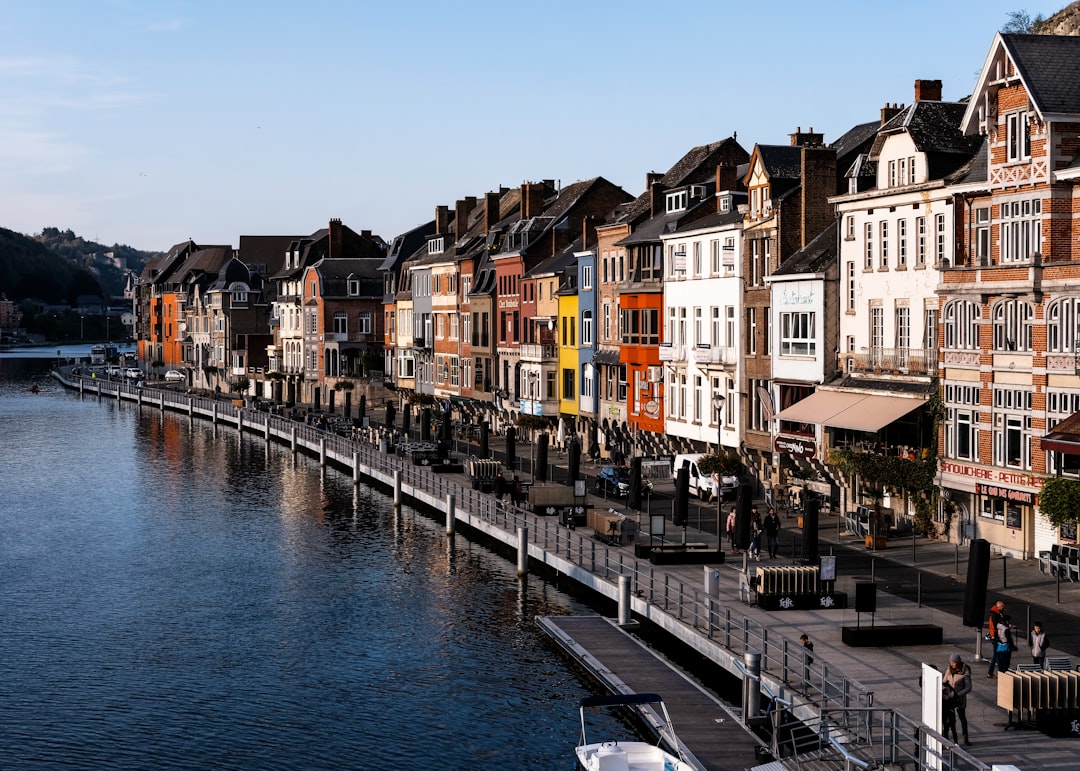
844,348,937,376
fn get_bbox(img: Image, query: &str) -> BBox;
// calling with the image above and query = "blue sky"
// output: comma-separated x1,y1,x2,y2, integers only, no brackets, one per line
0,1,1064,252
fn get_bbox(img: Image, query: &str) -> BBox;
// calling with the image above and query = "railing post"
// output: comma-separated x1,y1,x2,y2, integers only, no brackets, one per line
742,651,762,725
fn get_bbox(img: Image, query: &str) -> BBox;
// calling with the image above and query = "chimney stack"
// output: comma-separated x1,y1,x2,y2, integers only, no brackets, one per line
914,79,942,102
484,191,501,232
521,182,545,219
435,205,450,235
650,180,667,218
645,171,663,189
455,196,477,241
881,102,904,125
329,218,343,258
582,215,598,249
800,147,837,248
789,126,824,147
716,163,739,193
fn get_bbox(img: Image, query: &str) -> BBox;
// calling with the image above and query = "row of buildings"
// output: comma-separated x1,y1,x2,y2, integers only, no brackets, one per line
134,32,1080,559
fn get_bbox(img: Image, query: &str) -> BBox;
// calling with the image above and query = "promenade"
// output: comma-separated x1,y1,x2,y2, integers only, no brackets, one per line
54,371,1080,770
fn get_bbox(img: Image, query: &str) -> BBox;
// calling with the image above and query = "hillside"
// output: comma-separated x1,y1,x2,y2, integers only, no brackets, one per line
33,227,161,298
0,227,107,305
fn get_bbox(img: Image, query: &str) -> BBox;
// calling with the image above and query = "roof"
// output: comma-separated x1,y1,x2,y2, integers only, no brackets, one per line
774,220,838,276
873,101,978,158
1002,33,1080,116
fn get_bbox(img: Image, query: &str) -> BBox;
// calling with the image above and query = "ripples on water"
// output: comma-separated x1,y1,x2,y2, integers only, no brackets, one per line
0,354,626,770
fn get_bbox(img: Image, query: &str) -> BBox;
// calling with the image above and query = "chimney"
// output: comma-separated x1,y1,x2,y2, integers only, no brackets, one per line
789,126,824,147
650,180,667,218
715,163,739,193
484,191,501,232
435,205,450,235
329,218,343,258
455,196,477,241
915,79,942,102
800,146,837,248
880,102,904,125
361,229,372,240
521,182,545,219
645,171,663,189
582,215,598,249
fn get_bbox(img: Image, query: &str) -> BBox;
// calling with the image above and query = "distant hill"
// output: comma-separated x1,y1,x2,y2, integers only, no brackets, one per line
0,226,162,305
1035,1,1080,35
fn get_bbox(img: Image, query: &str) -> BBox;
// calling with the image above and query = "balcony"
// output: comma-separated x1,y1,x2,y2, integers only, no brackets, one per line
658,344,685,363
844,348,937,376
519,343,558,362
691,344,738,366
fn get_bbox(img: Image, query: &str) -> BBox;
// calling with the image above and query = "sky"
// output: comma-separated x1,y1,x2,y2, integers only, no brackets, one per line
0,0,1066,252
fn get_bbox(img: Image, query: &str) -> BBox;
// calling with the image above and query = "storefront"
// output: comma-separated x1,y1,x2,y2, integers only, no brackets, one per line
940,460,1042,559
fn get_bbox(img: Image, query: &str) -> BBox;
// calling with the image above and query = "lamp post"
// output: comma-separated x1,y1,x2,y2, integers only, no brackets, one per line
713,393,726,544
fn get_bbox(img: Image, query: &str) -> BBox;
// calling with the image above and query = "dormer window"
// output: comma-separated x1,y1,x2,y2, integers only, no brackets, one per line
348,275,360,296
719,196,730,213
428,237,444,254
666,190,687,213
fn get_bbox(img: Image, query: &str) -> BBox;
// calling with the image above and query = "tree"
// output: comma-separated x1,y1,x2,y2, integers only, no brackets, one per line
1002,9,1045,33
1038,477,1080,528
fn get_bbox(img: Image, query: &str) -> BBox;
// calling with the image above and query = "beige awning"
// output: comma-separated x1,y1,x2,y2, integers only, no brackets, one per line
777,390,924,433
824,394,924,432
775,390,867,424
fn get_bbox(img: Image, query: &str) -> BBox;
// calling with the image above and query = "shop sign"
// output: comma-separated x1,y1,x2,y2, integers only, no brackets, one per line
775,434,816,457
977,483,1036,506
940,460,1042,490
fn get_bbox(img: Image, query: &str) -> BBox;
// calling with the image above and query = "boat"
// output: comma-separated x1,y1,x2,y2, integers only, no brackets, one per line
576,692,697,770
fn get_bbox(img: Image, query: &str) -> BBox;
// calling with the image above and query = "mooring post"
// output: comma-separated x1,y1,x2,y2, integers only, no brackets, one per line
353,452,360,485
212,402,218,424
393,469,402,507
517,526,528,576
319,437,326,466
237,411,243,435
290,425,297,453
618,574,632,626
446,494,456,536
742,651,762,725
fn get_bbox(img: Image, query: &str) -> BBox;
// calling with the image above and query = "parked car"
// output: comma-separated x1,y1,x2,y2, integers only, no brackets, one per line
164,370,185,382
123,367,143,379
105,365,122,376
595,465,653,498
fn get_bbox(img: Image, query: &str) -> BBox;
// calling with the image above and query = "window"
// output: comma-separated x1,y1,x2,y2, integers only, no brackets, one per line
897,219,907,267
747,308,757,355
974,207,990,265
582,365,593,399
581,310,593,345
356,312,371,335
870,306,884,356
692,242,702,277
864,222,874,269
847,262,856,311
617,365,627,401
711,307,721,347
947,406,978,460
427,237,443,254
602,302,611,341
895,306,910,356
924,307,938,351
581,264,593,290
710,240,722,273
888,160,898,188
992,299,1033,352
725,306,735,347
666,190,687,212
944,300,979,350
916,216,927,266
935,214,947,265
846,216,855,240
1000,198,1042,263
1006,111,1031,162
879,221,889,268
693,307,703,346
1048,298,1080,353
333,312,348,335
780,311,815,356
992,387,1033,469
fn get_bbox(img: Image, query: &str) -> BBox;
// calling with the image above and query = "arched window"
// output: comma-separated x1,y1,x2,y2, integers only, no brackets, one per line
992,299,1033,352
1047,298,1080,353
943,300,980,350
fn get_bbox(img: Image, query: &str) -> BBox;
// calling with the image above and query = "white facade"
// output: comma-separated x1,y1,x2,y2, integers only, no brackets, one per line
660,216,743,451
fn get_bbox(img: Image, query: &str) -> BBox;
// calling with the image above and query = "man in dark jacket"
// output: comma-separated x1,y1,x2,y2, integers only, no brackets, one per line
763,507,781,558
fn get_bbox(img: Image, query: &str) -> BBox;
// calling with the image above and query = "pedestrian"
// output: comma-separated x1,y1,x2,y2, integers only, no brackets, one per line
494,473,506,502
726,508,739,553
513,475,523,507
986,600,1006,677
799,633,814,665
941,683,959,742
749,511,762,560
763,507,781,559
994,615,1017,675
1029,621,1049,669
943,653,973,746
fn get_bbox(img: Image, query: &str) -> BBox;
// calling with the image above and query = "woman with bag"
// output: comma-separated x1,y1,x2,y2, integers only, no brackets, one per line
995,615,1016,674
943,653,973,746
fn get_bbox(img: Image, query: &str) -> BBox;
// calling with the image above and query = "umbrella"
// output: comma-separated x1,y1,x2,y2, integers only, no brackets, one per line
421,408,432,441
674,466,689,527
402,404,412,435
479,421,489,459
556,418,565,447
385,402,396,429
358,394,367,421
535,433,548,482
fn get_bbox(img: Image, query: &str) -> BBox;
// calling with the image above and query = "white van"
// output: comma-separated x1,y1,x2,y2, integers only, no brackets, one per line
671,453,738,501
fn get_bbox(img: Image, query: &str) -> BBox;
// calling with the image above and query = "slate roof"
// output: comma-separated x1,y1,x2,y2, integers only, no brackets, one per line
830,120,879,163
947,136,990,185
1002,33,1080,115
311,257,383,297
871,101,982,181
170,246,233,287
666,209,742,235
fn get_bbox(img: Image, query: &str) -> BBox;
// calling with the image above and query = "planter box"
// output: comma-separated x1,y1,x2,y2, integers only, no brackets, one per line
865,535,887,549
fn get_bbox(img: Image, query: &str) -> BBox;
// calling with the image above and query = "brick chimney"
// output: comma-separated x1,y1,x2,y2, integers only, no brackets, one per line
800,146,837,248
716,163,739,193
789,126,824,147
484,191,501,232
521,182,546,219
329,218,343,258
645,171,663,189
360,229,372,240
455,196,477,241
582,215,598,249
435,205,450,235
915,79,942,102
880,102,904,125
650,180,667,217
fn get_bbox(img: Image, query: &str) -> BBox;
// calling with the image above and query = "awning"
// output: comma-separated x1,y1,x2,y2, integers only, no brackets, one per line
825,394,923,433
776,390,923,433
1041,409,1080,454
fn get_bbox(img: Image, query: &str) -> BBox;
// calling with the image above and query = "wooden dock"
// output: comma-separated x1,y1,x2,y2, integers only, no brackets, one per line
538,614,764,771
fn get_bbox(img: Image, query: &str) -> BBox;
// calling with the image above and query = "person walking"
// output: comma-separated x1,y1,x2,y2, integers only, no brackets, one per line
943,653,973,746
995,615,1017,675
941,683,959,743
1030,621,1049,669
986,600,1006,677
749,512,762,561
799,633,814,665
763,507,781,559
726,508,739,553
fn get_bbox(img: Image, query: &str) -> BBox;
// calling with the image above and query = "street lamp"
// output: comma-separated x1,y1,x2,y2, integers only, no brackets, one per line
712,394,726,451
713,393,726,546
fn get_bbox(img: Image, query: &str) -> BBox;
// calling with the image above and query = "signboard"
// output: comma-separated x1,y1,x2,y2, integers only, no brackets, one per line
574,480,586,498
775,434,816,457
820,555,837,582
977,483,1036,506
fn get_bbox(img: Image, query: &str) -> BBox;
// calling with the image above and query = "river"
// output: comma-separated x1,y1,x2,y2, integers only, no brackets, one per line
0,346,621,770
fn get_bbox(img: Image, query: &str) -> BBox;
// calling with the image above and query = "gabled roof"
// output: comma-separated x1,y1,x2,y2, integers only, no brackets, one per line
309,257,383,298
773,220,838,276
170,245,233,288
830,120,879,164
962,33,1080,134
870,100,982,181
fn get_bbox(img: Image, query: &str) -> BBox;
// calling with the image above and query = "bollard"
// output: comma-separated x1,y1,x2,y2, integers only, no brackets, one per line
704,566,720,599
237,411,243,435
291,425,298,453
393,469,402,507
319,437,326,466
517,526,528,577
618,574,632,626
742,651,762,724
353,452,360,485
446,494,456,536
264,419,270,442
188,398,194,418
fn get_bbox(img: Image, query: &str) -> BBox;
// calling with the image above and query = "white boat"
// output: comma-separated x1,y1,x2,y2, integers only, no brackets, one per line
576,692,697,770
